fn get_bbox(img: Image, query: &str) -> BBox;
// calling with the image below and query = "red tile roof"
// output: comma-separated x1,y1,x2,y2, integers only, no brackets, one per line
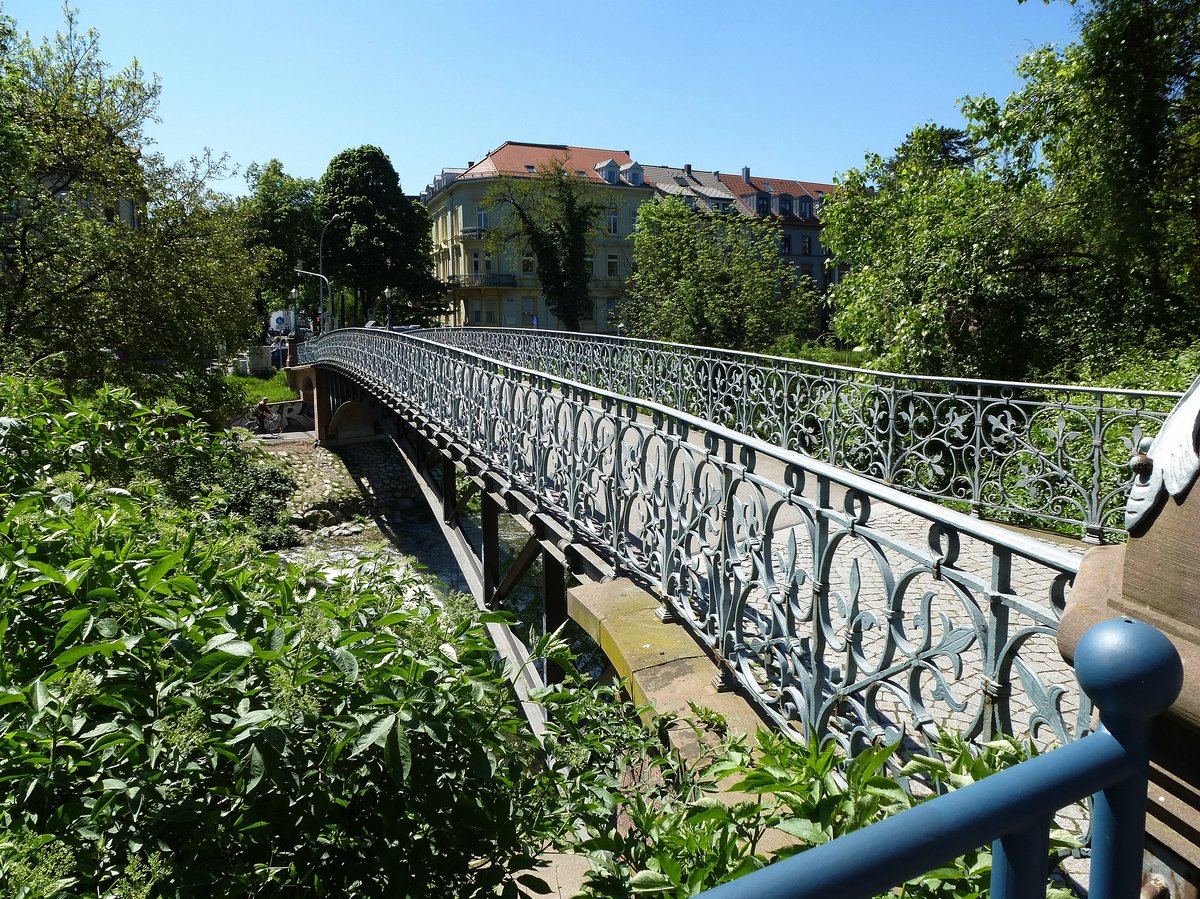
461,141,639,184
717,172,835,201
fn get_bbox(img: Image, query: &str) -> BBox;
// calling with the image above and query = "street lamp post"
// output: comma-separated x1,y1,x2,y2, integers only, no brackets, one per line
289,287,299,335
294,267,332,330
384,287,393,331
319,213,344,332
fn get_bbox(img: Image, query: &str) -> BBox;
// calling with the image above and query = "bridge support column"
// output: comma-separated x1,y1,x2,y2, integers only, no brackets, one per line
482,492,501,610
543,550,567,684
441,459,457,524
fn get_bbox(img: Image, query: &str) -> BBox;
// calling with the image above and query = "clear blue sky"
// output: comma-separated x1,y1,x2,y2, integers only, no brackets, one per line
5,0,1081,196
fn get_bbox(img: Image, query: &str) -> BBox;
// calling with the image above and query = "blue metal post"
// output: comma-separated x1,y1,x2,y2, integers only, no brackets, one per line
991,819,1051,899
1075,617,1180,899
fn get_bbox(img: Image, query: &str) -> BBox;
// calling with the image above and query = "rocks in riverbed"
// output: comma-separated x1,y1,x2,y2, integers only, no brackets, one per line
259,438,423,536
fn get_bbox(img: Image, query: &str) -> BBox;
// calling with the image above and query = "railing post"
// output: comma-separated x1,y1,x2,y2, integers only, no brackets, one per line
985,547,1013,741
1085,392,1106,544
971,384,985,519
1076,617,1184,899
991,819,1051,899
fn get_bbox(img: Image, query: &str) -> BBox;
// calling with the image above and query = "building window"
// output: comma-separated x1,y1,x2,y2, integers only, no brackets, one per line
522,255,534,273
484,252,492,273
473,300,482,323
800,199,813,218
472,252,480,274
783,235,792,255
780,197,792,215
524,165,536,173
477,208,488,229
608,210,618,235
631,210,638,231
801,236,812,255
756,194,770,216
607,254,619,277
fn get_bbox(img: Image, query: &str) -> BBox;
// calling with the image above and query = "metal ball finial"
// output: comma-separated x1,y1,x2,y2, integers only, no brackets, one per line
1074,617,1182,721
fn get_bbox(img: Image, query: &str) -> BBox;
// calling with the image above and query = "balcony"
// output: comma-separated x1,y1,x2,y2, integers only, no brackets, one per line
459,226,489,241
447,274,517,288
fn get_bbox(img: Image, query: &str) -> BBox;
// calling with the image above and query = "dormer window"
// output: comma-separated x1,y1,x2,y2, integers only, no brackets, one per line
621,161,643,186
779,195,793,216
524,165,536,174
800,198,813,218
594,159,620,184
756,193,770,216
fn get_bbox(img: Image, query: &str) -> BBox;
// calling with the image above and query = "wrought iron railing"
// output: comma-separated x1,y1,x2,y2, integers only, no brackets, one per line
419,328,1182,543
446,273,518,288
301,329,1088,756
697,617,1182,899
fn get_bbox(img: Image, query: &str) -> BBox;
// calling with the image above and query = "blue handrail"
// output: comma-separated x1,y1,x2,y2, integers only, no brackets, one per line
697,617,1182,899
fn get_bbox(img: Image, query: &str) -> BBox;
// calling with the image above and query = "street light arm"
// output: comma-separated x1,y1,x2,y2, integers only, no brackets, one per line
294,267,332,292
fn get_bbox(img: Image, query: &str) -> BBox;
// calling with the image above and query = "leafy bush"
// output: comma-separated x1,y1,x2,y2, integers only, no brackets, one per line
569,718,1077,899
0,378,603,895
0,379,299,549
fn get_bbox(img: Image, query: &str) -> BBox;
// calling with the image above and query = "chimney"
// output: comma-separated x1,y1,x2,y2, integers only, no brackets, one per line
714,170,720,179
467,161,475,168
742,166,751,184
684,163,692,177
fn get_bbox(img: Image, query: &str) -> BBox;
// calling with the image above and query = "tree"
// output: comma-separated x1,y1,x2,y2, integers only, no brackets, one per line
822,125,1079,379
245,159,319,312
0,6,261,403
620,197,818,352
485,157,605,332
315,145,445,326
826,0,1200,382
967,0,1200,375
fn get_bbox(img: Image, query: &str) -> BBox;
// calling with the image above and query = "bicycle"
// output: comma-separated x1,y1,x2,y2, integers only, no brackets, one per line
231,405,285,436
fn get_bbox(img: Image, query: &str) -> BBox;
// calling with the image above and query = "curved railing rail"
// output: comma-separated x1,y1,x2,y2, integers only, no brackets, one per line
698,618,1183,899
301,329,1088,755
418,327,1182,543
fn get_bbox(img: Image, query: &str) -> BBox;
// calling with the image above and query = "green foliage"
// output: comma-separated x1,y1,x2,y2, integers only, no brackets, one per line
485,157,608,332
244,159,320,312
0,375,609,897
1075,340,1200,392
823,125,1073,380
622,197,819,353
0,7,262,401
225,370,299,406
0,377,298,548
826,0,1200,382
571,724,1076,899
768,336,869,368
315,145,446,326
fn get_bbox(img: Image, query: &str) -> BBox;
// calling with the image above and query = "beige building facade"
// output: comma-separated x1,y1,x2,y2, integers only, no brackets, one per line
421,142,652,332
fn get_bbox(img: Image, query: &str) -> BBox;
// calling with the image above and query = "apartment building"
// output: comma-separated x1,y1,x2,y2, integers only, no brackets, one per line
420,141,652,332
718,167,836,289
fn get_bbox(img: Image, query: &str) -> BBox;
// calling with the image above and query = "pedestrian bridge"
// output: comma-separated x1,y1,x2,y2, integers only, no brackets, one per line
295,327,1178,756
